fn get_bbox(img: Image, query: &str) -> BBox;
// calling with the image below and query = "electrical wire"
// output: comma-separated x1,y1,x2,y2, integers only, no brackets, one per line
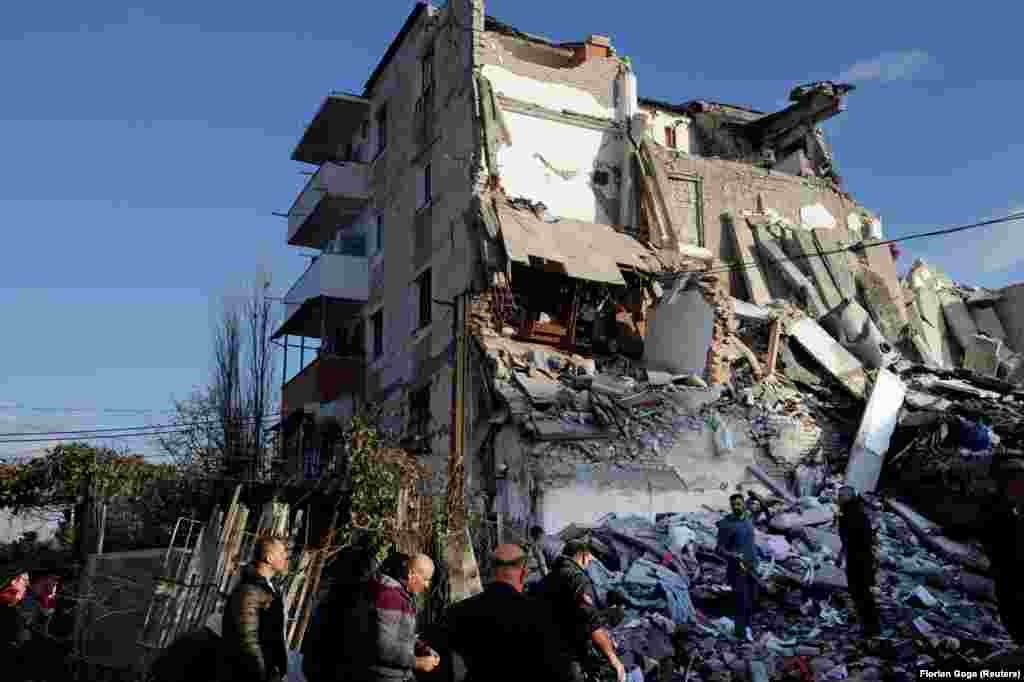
656,210,1024,281
0,413,282,439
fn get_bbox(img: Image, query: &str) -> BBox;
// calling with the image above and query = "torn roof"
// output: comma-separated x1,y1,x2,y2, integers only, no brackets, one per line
495,198,689,285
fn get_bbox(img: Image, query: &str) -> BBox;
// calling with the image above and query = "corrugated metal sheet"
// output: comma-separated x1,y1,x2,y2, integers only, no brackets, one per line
495,202,676,285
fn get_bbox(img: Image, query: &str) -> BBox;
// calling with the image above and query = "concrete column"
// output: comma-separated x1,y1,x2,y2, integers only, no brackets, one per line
618,68,638,228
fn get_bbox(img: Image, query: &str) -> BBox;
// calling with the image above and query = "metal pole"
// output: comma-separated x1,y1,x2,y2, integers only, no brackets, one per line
283,334,289,388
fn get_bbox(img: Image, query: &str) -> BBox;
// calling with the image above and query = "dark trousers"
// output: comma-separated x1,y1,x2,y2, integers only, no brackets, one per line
996,578,1024,645
846,567,881,635
731,574,757,638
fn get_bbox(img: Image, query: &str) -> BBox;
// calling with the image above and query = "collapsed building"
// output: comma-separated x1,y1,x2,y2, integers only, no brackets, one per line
270,0,1024,674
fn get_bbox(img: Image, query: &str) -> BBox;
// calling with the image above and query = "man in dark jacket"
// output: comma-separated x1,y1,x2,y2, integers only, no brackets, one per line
538,539,625,682
1,569,31,681
984,458,1024,644
717,493,758,641
219,536,290,682
435,543,574,681
836,486,881,638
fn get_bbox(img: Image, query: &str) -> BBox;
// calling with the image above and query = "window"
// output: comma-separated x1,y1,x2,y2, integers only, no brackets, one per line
371,310,384,359
665,126,677,149
374,214,383,255
418,163,432,210
409,384,431,440
421,50,434,96
417,268,432,329
375,104,388,157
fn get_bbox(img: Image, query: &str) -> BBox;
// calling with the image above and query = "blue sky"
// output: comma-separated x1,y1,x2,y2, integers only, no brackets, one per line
0,0,1021,457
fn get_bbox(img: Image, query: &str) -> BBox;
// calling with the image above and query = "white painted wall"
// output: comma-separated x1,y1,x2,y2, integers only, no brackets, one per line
495,110,623,224
482,64,613,119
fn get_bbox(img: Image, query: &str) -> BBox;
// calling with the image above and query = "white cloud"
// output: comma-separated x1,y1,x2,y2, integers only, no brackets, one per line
921,205,1024,284
839,50,933,83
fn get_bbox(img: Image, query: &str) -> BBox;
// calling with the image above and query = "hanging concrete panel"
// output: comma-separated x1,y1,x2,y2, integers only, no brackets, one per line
845,368,905,493
787,317,867,398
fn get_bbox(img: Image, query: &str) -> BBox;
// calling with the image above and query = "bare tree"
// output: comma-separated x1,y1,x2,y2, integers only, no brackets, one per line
158,273,279,480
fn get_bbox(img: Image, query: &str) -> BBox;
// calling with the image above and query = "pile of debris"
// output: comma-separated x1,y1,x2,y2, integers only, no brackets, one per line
560,486,1014,681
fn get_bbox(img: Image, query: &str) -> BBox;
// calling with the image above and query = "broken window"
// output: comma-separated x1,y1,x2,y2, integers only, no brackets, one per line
665,126,677,149
371,309,384,359
409,384,431,441
592,170,610,186
417,267,433,329
375,103,388,157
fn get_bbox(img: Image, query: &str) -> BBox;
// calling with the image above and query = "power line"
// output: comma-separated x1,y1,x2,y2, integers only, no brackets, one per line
0,404,178,416
657,210,1024,280
0,413,282,439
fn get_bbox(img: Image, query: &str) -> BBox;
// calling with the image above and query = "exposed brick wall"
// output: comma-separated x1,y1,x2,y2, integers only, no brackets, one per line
478,31,622,108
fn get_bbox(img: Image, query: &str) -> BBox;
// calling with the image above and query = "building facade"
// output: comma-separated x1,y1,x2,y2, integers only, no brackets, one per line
275,0,888,510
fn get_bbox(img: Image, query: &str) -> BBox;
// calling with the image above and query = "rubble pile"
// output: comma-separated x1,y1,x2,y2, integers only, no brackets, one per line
565,494,1015,681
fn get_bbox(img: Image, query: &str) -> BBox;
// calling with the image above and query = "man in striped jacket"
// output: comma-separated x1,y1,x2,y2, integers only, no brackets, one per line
362,553,439,682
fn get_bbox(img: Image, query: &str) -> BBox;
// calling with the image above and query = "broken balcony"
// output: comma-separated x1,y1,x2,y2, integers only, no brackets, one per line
287,161,372,248
292,92,371,165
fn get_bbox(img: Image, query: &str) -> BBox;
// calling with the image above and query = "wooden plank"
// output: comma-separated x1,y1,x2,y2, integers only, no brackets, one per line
766,319,782,376
726,214,772,305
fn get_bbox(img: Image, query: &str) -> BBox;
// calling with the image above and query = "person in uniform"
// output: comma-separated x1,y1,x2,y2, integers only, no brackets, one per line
716,493,758,641
537,538,625,682
836,485,882,638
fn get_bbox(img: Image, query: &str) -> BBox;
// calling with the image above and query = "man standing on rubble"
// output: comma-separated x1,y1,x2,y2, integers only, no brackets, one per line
836,485,882,638
538,538,626,682
716,493,758,641
984,458,1024,644
219,536,290,682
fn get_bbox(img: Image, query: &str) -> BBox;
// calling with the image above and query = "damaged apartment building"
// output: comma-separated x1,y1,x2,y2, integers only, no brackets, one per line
272,0,1024,541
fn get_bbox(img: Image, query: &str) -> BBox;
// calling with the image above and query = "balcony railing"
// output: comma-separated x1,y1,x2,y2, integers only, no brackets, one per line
282,252,369,321
287,161,371,248
282,354,365,416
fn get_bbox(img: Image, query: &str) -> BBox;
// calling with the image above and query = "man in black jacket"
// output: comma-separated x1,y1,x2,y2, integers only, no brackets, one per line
0,568,31,681
836,486,881,638
219,536,290,682
435,543,574,682
984,458,1024,645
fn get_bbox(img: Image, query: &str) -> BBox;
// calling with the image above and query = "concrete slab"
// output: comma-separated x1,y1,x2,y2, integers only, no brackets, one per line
909,269,957,369
861,239,908,327
819,299,898,369
731,298,773,322
886,499,990,574
787,317,867,398
963,334,1002,376
812,229,856,300
756,236,826,317
996,283,1024,353
769,506,835,532
727,214,772,305
785,229,844,311
845,368,905,493
971,304,1007,341
512,371,561,405
939,289,980,353
857,267,907,344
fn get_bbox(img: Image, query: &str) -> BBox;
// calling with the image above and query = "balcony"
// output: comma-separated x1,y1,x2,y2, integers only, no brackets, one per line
273,253,368,340
292,93,371,165
287,161,372,248
281,354,365,416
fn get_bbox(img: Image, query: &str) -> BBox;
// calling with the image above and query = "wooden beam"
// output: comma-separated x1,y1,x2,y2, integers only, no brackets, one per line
765,319,782,377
